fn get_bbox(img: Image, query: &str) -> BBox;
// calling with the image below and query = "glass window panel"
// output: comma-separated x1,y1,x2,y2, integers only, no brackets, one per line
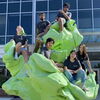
0,3,6,13
94,10,100,28
49,12,57,23
78,0,91,9
8,3,20,13
21,13,32,35
21,2,32,12
36,1,47,11
78,10,92,29
0,37,5,44
93,0,100,8
6,36,12,43
49,0,62,10
64,0,76,9
26,36,32,44
8,0,20,1
7,14,19,35
0,0,7,2
0,15,6,35
22,0,32,1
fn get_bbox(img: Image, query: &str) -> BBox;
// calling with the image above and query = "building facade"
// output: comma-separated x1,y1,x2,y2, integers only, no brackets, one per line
0,0,100,45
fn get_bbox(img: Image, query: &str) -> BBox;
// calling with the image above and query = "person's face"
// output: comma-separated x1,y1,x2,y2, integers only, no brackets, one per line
39,14,45,20
46,41,54,49
63,6,69,12
70,52,76,59
16,26,22,35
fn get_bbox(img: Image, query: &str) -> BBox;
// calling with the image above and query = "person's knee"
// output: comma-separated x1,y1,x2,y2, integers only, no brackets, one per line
77,69,86,82
58,18,63,22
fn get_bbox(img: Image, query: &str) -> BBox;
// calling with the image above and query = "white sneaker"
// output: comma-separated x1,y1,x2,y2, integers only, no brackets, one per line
14,52,18,59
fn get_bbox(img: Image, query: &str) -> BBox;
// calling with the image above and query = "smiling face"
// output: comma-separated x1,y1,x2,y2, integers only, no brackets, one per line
46,41,54,49
70,51,76,60
16,26,23,35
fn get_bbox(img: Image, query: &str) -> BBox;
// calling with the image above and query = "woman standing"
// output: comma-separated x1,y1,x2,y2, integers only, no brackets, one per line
77,44,93,72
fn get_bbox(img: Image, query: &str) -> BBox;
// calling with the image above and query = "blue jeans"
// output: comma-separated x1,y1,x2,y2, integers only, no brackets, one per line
64,69,86,84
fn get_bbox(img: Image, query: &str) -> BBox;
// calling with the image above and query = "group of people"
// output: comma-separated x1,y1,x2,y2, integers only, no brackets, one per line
12,3,93,91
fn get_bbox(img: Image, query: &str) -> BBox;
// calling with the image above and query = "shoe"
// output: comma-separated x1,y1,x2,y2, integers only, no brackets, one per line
14,52,18,59
82,87,89,92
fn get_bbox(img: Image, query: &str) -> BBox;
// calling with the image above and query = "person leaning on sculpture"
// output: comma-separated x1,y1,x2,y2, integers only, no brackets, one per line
40,38,63,72
77,44,93,73
33,12,51,53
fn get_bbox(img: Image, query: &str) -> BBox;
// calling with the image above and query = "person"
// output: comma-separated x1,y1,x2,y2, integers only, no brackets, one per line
64,50,87,90
77,44,93,72
40,38,63,72
57,3,72,32
40,38,54,59
33,12,50,53
12,26,28,62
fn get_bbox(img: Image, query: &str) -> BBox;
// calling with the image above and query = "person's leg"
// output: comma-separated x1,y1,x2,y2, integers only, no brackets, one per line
14,42,22,59
22,49,28,62
58,18,66,32
58,18,64,32
64,70,75,84
33,39,43,53
76,69,87,89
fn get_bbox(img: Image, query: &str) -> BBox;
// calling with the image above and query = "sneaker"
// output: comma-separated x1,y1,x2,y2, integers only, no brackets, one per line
14,52,18,59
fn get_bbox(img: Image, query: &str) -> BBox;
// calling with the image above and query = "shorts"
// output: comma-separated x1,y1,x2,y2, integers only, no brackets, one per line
20,47,27,51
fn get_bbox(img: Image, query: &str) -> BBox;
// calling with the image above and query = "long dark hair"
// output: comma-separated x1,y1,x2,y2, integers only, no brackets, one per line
78,44,88,57
67,50,76,60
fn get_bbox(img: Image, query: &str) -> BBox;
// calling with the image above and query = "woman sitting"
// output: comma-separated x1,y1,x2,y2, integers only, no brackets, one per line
63,50,87,90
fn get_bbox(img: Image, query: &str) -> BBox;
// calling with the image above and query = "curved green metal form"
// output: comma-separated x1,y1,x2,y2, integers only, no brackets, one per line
43,19,83,62
2,19,99,100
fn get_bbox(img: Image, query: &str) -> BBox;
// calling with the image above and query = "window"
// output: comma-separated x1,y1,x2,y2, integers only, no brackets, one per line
64,0,76,10
7,14,19,35
26,36,32,44
8,3,20,13
49,12,57,22
94,10,100,28
0,37,5,44
8,0,20,1
36,1,47,11
78,0,92,9
93,0,100,8
71,11,77,21
0,0,7,2
21,2,32,12
0,15,6,35
6,36,12,43
0,3,6,13
49,0,62,10
78,10,92,29
21,13,32,35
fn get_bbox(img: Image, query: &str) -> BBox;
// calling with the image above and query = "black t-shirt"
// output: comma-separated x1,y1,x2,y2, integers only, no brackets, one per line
77,51,88,64
13,35,27,45
37,20,50,35
64,58,80,70
57,11,72,20
40,47,51,59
